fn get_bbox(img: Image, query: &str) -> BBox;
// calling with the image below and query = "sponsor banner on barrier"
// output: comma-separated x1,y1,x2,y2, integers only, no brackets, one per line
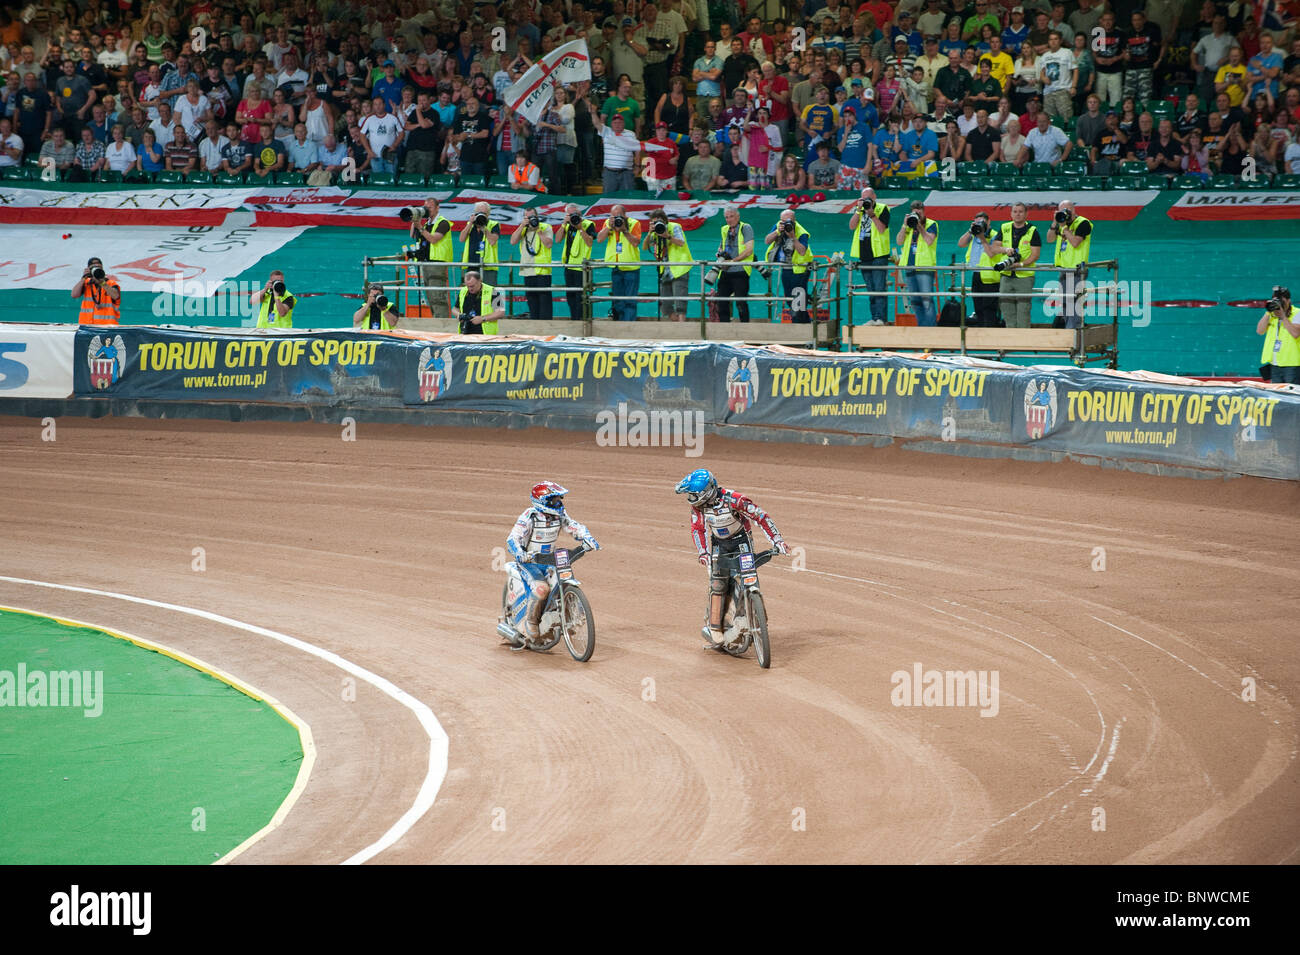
1166,192,1300,221
1011,369,1300,480
0,324,75,398
919,190,1160,221
0,216,305,291
0,187,256,225
715,347,1017,441
72,327,407,402
402,339,714,421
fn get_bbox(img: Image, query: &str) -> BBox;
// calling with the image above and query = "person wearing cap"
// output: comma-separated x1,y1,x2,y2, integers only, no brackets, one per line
1002,7,1030,57
886,36,916,76
1257,287,1300,384
890,11,925,57
642,120,680,195
591,106,640,193
806,139,841,187
372,59,407,116
72,256,121,325
844,82,879,129
898,112,938,178
915,37,947,93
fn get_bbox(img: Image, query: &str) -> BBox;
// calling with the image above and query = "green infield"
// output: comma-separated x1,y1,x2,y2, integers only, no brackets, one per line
0,607,305,864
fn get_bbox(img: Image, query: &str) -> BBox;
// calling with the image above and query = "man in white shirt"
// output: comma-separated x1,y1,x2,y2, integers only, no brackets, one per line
262,26,294,72
150,102,177,149
1039,30,1077,120
275,51,309,106
198,119,229,172
97,34,128,74
1025,110,1070,165
174,78,212,140
360,96,402,173
591,107,640,193
140,65,164,121
0,118,23,168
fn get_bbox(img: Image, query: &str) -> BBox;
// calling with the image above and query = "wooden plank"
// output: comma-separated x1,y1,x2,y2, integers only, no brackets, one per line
845,327,966,349
965,328,1077,349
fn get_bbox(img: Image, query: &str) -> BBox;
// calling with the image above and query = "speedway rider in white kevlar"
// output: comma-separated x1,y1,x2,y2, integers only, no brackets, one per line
675,469,789,648
504,482,601,643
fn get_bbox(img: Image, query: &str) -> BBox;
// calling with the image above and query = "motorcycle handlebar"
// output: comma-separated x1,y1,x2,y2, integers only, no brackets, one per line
527,543,592,566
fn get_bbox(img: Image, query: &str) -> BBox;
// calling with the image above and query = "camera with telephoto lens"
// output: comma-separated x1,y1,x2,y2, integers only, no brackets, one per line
91,266,106,282
905,213,919,229
398,206,427,223
273,280,286,296
526,213,540,229
1054,209,1069,224
653,220,667,236
1267,297,1282,313
781,220,794,234
474,212,488,228
969,220,984,237
647,36,674,52
375,293,389,311
612,215,626,230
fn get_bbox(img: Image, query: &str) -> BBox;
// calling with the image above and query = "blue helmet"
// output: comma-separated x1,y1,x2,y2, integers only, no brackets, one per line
675,469,720,508
531,481,568,516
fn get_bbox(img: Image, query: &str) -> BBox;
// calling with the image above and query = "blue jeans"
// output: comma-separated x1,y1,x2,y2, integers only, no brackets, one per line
461,159,489,185
495,150,512,182
781,268,810,323
858,255,889,323
905,269,937,326
369,157,395,174
611,268,639,321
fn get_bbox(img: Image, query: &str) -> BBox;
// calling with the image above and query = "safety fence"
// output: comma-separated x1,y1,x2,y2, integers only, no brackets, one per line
359,254,1120,364
3,322,1295,480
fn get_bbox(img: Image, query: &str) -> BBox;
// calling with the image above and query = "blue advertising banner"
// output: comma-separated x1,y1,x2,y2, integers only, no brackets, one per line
72,327,407,403
401,339,715,422
713,346,1018,443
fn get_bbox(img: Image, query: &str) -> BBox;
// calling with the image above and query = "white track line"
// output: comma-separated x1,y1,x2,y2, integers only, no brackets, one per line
0,575,447,866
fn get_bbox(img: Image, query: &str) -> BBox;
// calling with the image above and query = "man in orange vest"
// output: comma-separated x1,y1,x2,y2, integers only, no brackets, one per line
507,150,545,191
71,257,121,325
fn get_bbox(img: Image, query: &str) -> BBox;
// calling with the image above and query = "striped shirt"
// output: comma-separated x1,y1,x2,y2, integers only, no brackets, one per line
600,126,639,170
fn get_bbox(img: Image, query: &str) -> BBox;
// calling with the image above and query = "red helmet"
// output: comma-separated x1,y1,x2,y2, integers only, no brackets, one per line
813,191,826,202
799,194,811,204
677,190,691,200
786,193,800,204
531,481,568,516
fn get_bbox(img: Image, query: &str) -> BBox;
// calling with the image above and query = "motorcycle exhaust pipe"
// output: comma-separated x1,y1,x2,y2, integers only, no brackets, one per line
497,622,520,642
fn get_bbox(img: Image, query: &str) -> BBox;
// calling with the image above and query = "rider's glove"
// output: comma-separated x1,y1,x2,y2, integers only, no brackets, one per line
585,537,601,551
773,539,791,555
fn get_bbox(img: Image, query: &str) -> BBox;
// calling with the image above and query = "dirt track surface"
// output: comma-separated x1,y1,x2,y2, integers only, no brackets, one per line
2,415,1297,864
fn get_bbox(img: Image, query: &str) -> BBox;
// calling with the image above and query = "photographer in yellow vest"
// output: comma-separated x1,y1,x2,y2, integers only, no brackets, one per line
1257,286,1300,385
895,198,939,326
764,208,815,324
996,201,1042,328
408,196,455,318
353,282,400,330
511,209,555,321
251,269,295,329
557,202,598,321
460,200,501,287
1046,198,1093,329
956,211,1004,327
642,208,692,322
849,188,891,326
597,203,642,322
452,270,505,335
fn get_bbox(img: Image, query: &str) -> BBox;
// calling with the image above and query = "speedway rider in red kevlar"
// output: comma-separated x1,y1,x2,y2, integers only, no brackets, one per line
675,469,789,648
504,482,600,644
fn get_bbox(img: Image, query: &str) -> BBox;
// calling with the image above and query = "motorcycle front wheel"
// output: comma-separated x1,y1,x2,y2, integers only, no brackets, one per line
559,585,596,662
749,590,770,669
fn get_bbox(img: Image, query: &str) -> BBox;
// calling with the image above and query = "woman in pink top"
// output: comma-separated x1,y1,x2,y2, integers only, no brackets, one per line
236,85,271,143
875,64,901,115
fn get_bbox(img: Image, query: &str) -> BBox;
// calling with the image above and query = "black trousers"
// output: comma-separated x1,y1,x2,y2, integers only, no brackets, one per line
645,60,670,119
524,273,552,321
563,267,583,320
970,276,1000,327
716,270,750,322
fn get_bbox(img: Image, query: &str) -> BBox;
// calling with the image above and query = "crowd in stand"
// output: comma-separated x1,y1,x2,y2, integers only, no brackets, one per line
0,1,1297,190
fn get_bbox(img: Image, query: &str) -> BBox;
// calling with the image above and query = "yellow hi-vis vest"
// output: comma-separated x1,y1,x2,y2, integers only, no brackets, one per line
765,222,814,274
256,288,294,328
361,305,395,330
850,202,891,259
604,219,642,270
462,219,501,266
559,219,595,266
1053,214,1091,269
998,221,1038,278
720,221,755,276
899,217,937,268
1261,305,1300,367
965,234,1002,283
655,223,692,279
423,215,454,261
519,223,553,274
457,283,500,335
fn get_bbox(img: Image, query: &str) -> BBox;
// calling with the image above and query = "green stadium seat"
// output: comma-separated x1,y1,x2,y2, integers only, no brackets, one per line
1077,176,1107,189
397,172,426,186
1173,174,1206,189
1242,174,1274,189
1145,100,1174,119
154,169,185,184
23,154,42,169
275,171,305,185
1140,174,1167,190
1209,174,1239,189
992,162,1019,176
957,161,985,177
1274,174,1300,189
1023,161,1055,177
2,165,31,180
1119,161,1147,175
185,170,213,184
975,177,1002,189
429,174,457,188
1109,177,1145,190
1021,176,1054,189
1057,160,1088,176
366,171,395,186
214,171,246,185
97,170,124,183
124,168,149,182
1049,115,1065,129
